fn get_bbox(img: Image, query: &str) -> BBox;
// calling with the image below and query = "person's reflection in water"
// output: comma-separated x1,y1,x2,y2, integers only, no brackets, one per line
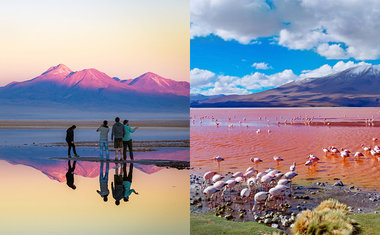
97,161,110,202
111,163,124,205
66,160,76,190
123,163,138,202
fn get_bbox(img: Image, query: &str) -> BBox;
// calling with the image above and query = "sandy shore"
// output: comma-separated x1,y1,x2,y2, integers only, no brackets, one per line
190,172,380,233
0,120,189,129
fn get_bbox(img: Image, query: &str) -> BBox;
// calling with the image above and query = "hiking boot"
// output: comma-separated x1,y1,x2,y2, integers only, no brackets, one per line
74,154,80,158
68,155,72,158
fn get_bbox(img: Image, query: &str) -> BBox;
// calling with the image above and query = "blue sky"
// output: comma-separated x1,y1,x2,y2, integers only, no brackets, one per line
190,0,380,95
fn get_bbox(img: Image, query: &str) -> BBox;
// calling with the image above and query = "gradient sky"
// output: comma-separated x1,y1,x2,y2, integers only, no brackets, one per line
190,0,380,95
0,0,189,86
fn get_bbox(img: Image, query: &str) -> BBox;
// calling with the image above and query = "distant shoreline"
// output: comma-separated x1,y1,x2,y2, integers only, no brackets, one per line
0,120,190,129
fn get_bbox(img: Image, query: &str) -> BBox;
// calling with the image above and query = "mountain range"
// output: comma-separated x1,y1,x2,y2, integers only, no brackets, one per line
191,64,380,107
0,64,189,119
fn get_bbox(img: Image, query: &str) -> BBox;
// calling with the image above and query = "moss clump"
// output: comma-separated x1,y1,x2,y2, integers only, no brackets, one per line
292,199,361,235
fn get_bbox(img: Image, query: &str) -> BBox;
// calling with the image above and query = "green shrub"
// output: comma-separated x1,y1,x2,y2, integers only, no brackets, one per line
292,199,361,235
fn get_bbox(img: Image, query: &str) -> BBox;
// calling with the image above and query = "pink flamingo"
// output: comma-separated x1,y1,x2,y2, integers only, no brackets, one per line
212,174,224,183
250,157,263,164
203,171,217,188
203,186,220,208
232,171,243,178
284,171,298,180
340,151,349,160
273,156,284,163
354,152,364,160
211,156,224,163
252,192,269,215
290,162,296,172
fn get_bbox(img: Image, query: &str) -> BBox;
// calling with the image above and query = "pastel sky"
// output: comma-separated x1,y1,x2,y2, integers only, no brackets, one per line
190,0,380,95
0,0,189,86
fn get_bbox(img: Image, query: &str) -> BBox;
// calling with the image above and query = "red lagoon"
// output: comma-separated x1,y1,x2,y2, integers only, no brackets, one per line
191,108,380,190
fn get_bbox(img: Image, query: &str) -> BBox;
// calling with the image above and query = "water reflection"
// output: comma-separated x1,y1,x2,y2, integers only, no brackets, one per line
97,161,110,202
65,160,76,190
123,163,138,202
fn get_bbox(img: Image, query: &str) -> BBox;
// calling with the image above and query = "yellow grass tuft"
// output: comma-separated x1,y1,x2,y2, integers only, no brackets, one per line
292,199,361,235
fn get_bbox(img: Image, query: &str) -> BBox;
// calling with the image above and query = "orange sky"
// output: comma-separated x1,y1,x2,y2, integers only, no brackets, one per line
0,0,189,86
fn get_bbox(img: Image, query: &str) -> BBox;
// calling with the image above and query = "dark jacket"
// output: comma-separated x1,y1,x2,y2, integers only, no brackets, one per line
66,127,74,142
111,122,125,139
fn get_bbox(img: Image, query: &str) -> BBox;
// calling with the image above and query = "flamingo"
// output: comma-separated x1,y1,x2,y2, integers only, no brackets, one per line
252,192,269,214
235,176,244,183
331,147,339,154
273,156,284,163
290,162,296,172
305,160,314,166
224,179,237,200
274,173,284,181
371,150,380,157
240,188,251,203
308,154,320,162
323,148,330,155
203,186,220,207
203,171,217,188
250,157,263,164
354,152,364,160
340,151,349,160
211,155,224,162
261,174,275,191
247,177,258,193
268,185,287,209
232,171,243,178
246,166,255,172
212,174,224,183
244,170,256,179
284,171,298,180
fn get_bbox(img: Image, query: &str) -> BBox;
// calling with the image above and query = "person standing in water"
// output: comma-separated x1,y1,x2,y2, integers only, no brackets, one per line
97,161,110,202
111,117,125,161
123,163,138,202
66,125,79,158
66,160,77,190
97,120,109,160
122,120,138,160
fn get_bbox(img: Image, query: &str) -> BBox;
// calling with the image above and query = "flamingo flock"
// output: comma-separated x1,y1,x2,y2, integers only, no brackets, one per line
201,163,298,215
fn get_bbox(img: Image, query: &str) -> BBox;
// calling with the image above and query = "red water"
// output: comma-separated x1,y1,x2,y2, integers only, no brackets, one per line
191,108,380,190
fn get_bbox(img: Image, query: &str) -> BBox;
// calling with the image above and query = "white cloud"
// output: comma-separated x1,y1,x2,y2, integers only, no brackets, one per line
252,62,271,70
191,0,380,60
316,43,348,59
191,61,373,95
190,68,215,87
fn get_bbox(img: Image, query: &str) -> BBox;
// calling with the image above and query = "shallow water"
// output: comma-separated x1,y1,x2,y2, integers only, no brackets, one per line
0,127,189,146
0,127,189,234
191,108,380,190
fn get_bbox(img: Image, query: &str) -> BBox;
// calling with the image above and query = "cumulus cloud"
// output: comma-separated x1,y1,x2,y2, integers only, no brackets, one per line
191,61,372,95
190,68,298,95
190,68,216,87
191,0,380,60
252,62,272,70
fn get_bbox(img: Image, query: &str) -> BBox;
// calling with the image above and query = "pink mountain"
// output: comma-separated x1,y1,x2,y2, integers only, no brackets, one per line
127,72,189,96
5,64,188,96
